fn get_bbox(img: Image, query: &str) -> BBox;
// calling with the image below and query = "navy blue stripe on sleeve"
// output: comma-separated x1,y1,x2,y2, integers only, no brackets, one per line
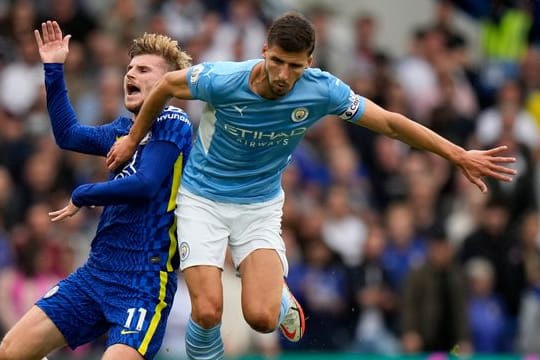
71,141,181,207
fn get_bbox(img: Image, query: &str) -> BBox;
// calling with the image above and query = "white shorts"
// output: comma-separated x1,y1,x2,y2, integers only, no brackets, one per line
175,187,289,276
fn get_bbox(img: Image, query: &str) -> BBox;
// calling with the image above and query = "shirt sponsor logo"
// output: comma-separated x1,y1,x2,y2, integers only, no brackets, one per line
223,124,307,147
157,111,189,124
291,107,309,122
339,91,361,121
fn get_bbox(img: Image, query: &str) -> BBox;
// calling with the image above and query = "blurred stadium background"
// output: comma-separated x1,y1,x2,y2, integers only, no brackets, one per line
1,0,540,359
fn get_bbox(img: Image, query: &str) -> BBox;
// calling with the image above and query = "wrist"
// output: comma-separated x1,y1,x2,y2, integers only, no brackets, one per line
448,145,467,166
125,133,139,148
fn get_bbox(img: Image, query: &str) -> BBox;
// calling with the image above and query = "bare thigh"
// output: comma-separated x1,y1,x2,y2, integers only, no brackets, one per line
239,249,284,328
102,344,144,360
0,305,67,360
183,265,223,328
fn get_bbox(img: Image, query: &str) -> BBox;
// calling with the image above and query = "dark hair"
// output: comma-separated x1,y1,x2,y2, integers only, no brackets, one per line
267,12,315,55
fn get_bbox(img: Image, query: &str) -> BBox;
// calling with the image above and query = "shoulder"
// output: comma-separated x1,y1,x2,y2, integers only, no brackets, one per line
149,106,193,145
300,68,347,93
302,67,340,84
190,60,259,85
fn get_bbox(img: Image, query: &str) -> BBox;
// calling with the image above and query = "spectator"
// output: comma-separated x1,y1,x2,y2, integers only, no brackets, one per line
401,228,470,354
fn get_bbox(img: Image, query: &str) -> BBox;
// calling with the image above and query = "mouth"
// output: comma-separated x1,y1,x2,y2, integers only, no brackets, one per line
126,83,141,96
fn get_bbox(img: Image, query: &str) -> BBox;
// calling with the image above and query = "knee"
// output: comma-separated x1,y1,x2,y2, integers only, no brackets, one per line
243,305,279,333
191,297,223,329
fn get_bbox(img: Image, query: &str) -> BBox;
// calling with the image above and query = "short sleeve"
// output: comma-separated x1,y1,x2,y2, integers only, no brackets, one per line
149,106,193,151
327,76,366,123
186,62,216,102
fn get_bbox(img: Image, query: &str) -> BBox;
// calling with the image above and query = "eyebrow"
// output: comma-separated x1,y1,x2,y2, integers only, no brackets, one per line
270,55,303,68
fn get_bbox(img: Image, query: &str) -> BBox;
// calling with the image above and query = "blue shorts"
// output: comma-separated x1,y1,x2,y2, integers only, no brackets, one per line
36,264,178,359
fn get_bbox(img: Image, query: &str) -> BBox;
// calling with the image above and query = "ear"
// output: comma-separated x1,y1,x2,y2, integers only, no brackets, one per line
306,55,313,68
262,43,268,58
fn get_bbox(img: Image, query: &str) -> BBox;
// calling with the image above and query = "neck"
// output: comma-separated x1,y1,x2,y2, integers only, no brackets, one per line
249,61,278,100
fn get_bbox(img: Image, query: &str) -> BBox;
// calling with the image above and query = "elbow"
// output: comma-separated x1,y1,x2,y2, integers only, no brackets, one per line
54,135,72,150
135,176,161,200
383,111,403,139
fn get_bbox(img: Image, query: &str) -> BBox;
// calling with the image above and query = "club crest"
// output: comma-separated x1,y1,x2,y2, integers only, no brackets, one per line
180,242,190,261
291,107,309,122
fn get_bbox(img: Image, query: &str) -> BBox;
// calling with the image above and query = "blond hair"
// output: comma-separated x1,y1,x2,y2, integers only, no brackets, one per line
129,33,192,71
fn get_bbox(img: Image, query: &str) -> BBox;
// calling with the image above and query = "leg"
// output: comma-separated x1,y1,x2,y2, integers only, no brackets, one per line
183,265,223,328
238,249,283,332
0,305,67,360
183,266,225,360
230,194,305,342
102,344,143,360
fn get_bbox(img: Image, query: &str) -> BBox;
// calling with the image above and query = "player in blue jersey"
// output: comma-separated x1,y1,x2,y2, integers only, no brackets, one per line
0,21,193,360
107,12,517,360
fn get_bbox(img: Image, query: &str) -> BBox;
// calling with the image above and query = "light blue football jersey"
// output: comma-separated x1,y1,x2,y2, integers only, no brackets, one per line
183,59,366,203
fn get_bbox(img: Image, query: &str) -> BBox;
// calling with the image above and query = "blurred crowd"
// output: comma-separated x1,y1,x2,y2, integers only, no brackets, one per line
2,0,540,358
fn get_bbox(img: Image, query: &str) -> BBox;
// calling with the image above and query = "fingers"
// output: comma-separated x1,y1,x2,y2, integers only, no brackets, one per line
46,21,55,41
105,151,114,168
484,170,514,182
484,145,508,155
489,164,517,175
106,147,119,170
490,156,516,163
472,178,487,193
41,22,49,43
107,158,120,171
48,208,69,222
52,20,62,40
64,34,72,47
38,20,64,44
34,29,43,47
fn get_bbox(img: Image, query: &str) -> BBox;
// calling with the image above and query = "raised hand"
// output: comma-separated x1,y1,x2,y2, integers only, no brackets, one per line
34,20,71,64
456,145,517,193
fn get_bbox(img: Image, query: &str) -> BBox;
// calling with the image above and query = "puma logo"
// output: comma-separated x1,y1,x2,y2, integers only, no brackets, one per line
233,105,248,117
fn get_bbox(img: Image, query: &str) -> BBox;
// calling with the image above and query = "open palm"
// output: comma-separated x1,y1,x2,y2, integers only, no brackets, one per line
34,20,71,64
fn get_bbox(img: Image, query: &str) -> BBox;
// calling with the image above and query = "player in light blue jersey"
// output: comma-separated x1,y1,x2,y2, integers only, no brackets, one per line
107,12,517,360
0,22,192,360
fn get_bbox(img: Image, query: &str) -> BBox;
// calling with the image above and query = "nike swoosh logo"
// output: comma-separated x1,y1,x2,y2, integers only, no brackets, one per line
280,324,297,339
120,329,139,335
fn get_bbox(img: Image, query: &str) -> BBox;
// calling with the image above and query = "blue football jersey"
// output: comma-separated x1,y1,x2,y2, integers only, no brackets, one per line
86,106,192,271
183,59,365,203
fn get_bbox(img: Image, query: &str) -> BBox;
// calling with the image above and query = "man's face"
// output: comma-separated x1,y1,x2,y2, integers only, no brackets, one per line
124,54,169,114
262,44,312,97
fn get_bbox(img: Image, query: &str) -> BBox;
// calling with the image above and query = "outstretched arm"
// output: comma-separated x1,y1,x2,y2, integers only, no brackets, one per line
36,21,116,155
358,98,516,192
49,140,181,221
106,69,192,170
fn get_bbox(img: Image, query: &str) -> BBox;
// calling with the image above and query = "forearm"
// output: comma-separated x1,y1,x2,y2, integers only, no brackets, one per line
44,63,80,147
129,78,173,143
45,63,113,155
387,112,466,164
359,99,467,165
72,141,180,207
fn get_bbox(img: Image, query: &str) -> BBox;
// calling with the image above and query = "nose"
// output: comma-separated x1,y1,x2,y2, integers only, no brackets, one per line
278,65,291,81
126,68,135,80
